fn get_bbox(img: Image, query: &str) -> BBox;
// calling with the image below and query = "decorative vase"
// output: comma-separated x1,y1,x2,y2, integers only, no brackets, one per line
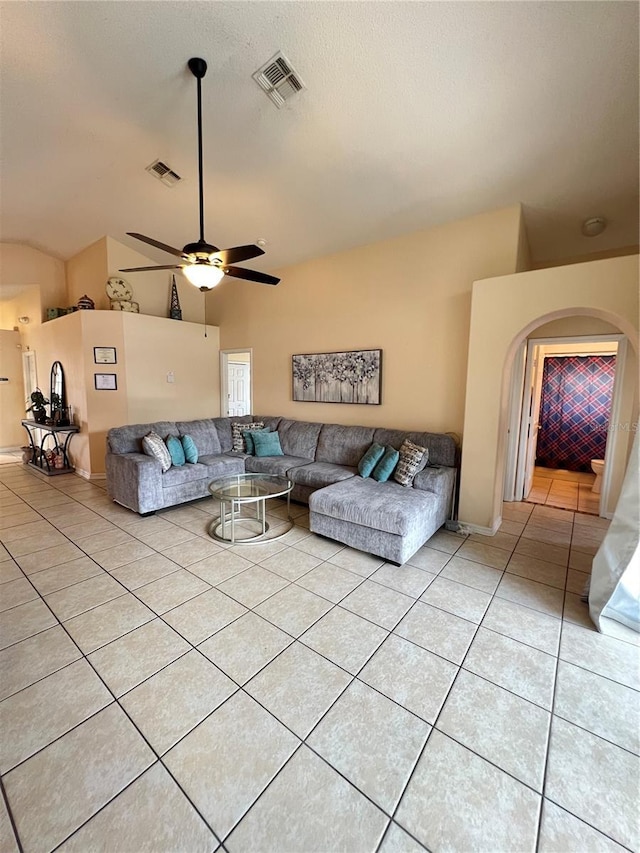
33,408,47,424
77,294,95,310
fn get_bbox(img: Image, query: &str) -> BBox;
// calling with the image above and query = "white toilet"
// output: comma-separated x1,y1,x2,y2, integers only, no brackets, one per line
591,459,605,493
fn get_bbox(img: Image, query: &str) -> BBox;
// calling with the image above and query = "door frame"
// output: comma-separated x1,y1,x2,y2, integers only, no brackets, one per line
506,334,624,517
220,349,253,417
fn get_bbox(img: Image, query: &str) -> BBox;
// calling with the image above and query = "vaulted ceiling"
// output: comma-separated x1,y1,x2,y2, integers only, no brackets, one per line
1,1,638,272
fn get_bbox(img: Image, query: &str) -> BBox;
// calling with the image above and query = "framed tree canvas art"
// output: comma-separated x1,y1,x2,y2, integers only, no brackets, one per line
292,349,382,404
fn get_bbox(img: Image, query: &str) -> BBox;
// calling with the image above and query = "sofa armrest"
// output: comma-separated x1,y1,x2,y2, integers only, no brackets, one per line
105,452,163,514
412,466,456,520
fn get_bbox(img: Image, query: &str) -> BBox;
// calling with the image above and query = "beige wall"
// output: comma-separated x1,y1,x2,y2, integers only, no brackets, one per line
22,311,221,476
0,243,66,327
460,254,639,530
0,330,25,448
533,317,621,337
123,313,220,425
207,205,523,436
65,238,109,309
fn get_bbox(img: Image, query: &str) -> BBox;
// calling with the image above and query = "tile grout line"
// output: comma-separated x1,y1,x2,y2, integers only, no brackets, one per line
0,466,624,851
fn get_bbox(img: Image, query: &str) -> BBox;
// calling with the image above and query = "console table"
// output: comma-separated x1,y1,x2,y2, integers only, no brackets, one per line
21,420,79,475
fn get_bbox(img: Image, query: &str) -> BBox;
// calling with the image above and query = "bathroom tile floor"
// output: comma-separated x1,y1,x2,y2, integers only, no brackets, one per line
0,465,638,853
527,466,599,514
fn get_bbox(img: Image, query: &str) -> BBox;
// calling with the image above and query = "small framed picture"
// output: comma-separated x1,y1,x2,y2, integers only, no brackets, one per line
94,373,117,391
94,347,117,364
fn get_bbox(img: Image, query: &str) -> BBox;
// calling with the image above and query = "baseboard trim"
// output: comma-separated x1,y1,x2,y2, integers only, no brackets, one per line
457,516,503,536
73,468,106,482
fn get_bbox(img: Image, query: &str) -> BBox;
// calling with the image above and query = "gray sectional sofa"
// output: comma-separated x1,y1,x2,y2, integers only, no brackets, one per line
105,415,457,564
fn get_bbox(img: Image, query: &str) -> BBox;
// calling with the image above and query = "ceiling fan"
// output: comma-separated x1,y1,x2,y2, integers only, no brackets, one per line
120,57,280,291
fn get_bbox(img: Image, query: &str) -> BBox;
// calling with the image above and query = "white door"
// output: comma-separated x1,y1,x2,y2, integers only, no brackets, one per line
227,362,250,416
523,347,545,498
514,343,544,501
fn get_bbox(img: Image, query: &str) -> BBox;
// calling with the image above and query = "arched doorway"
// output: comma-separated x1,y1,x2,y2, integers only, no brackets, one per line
501,315,630,518
458,255,638,533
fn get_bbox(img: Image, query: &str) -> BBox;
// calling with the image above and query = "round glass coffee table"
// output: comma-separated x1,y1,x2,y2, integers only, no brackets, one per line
208,473,293,544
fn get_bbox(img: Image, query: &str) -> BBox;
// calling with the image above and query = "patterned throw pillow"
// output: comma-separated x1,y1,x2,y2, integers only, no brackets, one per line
231,421,264,452
165,435,185,467
142,431,172,473
393,438,429,486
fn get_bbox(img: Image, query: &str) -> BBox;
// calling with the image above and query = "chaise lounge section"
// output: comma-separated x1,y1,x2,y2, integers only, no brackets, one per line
105,415,457,563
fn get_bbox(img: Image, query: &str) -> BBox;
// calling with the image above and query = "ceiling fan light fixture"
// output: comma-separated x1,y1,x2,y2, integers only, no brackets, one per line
182,263,225,291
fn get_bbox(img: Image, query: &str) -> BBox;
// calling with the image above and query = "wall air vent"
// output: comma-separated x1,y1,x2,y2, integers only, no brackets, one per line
252,52,305,108
145,160,182,187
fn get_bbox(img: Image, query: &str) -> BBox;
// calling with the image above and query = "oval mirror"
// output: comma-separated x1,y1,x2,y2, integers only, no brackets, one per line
50,361,65,414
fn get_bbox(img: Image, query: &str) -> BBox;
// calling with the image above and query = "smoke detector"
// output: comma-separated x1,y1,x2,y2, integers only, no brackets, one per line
252,52,305,108
581,216,607,237
146,160,182,187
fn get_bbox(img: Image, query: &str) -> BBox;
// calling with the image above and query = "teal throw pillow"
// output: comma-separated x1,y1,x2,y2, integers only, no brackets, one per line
358,443,385,478
252,430,284,457
166,435,185,467
181,434,198,464
372,446,400,482
243,427,270,455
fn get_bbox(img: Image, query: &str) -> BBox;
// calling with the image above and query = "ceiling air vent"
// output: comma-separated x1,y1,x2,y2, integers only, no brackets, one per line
145,160,182,187
252,52,305,108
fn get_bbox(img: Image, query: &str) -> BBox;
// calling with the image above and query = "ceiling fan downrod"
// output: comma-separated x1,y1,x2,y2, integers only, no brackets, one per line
187,57,208,253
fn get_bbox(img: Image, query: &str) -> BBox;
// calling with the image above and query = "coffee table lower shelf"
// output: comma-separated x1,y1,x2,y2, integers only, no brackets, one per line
207,473,294,545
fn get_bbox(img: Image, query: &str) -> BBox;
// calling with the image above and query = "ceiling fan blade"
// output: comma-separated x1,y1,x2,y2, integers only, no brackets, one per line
119,265,183,272
211,245,265,265
224,265,280,286
127,232,186,259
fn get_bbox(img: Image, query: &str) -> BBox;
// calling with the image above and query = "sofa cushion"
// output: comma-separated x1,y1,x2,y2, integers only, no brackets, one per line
166,435,186,467
245,455,311,478
316,424,376,466
276,419,323,459
176,419,222,456
108,421,179,454
142,432,172,473
162,462,210,486
232,421,264,452
213,415,253,452
198,454,245,480
394,438,428,487
290,462,357,490
253,430,284,457
357,443,385,478
243,428,269,454
181,435,198,464
252,416,283,433
373,428,456,469
372,447,400,482
309,477,440,537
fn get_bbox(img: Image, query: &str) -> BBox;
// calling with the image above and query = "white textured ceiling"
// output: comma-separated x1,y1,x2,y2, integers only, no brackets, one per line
0,1,638,272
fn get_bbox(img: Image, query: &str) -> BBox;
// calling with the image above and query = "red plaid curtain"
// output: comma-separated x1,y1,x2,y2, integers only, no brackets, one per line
536,355,616,472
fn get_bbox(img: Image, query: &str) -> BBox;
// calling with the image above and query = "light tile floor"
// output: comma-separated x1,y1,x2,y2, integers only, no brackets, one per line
526,466,599,514
0,465,638,853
